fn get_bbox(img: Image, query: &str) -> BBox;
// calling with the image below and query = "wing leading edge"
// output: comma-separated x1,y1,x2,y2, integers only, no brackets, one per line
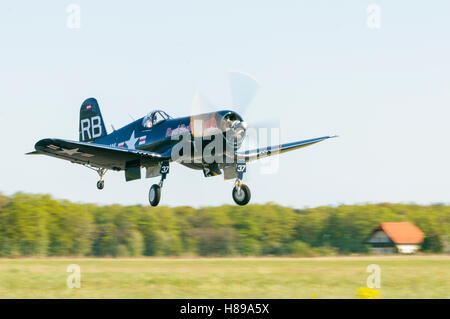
29,135,336,168
235,135,337,162
28,138,169,170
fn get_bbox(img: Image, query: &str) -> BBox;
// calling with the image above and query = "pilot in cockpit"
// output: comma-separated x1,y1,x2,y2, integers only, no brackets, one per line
145,117,153,128
143,111,171,129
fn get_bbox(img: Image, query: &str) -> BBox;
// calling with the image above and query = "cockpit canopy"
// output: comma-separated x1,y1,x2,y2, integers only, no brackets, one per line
142,110,171,129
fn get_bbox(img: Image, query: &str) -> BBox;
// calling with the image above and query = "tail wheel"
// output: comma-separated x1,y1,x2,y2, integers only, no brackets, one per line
149,184,161,207
232,184,251,206
97,180,104,190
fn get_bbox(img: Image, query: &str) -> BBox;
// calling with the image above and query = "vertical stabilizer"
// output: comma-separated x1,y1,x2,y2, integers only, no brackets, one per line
79,98,107,142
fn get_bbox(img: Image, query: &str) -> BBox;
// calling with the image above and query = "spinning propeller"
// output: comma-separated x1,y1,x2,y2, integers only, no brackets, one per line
191,70,280,147
190,70,281,181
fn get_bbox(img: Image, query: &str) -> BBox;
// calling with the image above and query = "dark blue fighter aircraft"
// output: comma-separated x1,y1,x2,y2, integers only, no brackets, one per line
28,97,336,206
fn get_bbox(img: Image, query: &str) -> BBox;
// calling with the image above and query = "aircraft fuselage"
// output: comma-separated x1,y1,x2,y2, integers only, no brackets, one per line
95,110,241,165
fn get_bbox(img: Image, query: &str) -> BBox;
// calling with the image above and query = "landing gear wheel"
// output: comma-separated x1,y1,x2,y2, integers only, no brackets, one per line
232,184,251,206
149,184,161,207
97,180,104,190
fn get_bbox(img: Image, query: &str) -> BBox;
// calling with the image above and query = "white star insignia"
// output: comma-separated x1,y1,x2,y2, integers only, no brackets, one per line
59,148,81,156
125,131,138,149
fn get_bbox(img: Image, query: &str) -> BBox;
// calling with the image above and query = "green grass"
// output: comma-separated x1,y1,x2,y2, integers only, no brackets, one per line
0,256,448,298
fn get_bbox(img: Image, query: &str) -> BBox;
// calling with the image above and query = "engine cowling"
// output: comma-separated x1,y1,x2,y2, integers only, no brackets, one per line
220,111,247,149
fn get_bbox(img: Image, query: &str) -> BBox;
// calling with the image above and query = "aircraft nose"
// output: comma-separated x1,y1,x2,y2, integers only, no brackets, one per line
233,121,247,142
232,120,247,131
220,112,247,148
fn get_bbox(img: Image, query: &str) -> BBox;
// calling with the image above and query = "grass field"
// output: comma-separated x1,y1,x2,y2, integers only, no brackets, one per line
0,256,448,298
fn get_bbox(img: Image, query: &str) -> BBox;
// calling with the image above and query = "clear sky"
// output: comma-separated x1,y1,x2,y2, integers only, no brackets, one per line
1,1,449,208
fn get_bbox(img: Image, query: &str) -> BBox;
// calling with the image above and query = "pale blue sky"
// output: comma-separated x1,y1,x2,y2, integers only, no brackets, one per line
1,1,449,208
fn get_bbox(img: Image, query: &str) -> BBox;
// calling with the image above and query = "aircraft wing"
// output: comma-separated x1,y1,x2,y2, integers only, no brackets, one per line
235,135,337,162
27,138,169,170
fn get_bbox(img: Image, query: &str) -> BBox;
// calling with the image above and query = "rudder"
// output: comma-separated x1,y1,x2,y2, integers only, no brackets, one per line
79,97,107,142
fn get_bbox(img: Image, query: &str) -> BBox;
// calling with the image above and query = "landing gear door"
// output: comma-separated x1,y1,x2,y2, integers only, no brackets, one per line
202,162,222,177
223,165,238,180
145,164,161,178
125,160,141,182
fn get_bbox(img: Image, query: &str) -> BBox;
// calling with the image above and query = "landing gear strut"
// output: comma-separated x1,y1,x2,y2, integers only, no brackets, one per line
149,161,169,207
232,163,251,206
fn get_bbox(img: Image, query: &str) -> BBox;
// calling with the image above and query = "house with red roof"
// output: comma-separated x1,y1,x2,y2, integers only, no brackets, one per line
366,222,424,254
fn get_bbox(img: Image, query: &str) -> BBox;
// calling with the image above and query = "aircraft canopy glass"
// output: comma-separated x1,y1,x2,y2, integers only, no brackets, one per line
142,110,171,129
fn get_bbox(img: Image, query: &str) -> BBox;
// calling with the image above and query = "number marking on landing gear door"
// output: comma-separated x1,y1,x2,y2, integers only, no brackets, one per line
236,164,246,173
160,165,170,174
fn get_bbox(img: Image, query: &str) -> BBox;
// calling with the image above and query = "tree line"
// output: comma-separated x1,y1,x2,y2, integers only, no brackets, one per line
0,193,448,257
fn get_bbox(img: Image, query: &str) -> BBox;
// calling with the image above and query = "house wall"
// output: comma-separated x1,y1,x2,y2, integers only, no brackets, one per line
367,230,391,244
396,244,420,254
371,247,396,254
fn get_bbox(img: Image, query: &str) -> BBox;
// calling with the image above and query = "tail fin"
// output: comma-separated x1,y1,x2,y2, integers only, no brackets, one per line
79,98,107,142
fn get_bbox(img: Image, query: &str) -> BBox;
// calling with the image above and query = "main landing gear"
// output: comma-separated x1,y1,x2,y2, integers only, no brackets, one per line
149,161,169,207
97,180,104,190
93,168,107,190
232,163,251,206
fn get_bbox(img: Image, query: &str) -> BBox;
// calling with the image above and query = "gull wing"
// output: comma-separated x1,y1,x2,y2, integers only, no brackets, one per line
235,135,337,162
27,138,169,170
